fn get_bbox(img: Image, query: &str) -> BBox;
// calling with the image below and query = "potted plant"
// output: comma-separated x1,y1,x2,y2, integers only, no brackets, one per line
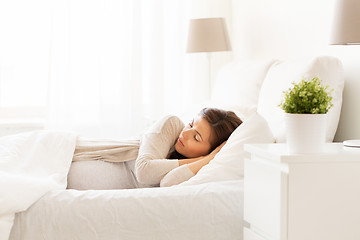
279,77,334,153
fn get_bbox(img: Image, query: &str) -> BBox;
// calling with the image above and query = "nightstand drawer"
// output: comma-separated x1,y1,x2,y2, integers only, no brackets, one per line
244,157,288,239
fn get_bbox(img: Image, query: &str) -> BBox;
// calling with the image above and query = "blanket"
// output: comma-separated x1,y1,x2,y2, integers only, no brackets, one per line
0,130,77,240
73,138,140,162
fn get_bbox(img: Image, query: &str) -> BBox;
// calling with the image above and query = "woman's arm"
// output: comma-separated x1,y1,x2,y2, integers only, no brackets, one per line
135,115,185,185
177,156,204,166
186,141,226,174
160,142,226,187
178,141,227,168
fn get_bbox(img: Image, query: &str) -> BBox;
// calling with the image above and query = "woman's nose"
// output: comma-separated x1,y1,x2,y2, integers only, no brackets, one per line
182,129,192,139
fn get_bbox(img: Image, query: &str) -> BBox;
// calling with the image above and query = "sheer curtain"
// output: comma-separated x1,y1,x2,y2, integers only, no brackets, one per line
0,0,51,116
0,0,232,139
47,0,151,139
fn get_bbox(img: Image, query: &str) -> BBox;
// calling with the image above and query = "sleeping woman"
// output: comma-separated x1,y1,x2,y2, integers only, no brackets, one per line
67,108,242,189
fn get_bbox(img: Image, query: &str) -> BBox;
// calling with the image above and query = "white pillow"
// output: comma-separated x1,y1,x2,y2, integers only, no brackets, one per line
257,56,344,142
180,112,275,186
212,59,276,109
179,59,276,126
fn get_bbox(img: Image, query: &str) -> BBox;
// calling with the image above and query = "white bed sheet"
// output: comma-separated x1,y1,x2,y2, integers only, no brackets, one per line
10,180,243,240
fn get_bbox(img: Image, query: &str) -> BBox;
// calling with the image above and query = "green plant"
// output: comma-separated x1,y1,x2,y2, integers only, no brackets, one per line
279,77,334,114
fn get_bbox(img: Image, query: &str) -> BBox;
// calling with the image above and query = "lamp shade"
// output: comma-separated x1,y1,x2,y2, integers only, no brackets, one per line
186,18,231,53
330,0,360,45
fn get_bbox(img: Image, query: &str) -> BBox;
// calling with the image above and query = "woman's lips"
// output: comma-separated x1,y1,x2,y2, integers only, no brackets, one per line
178,138,184,147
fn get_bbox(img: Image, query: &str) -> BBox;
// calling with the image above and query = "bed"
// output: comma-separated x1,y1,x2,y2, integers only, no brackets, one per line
10,181,243,240
4,55,344,240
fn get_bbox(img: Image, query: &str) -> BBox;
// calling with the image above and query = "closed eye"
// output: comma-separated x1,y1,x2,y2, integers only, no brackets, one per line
189,119,202,142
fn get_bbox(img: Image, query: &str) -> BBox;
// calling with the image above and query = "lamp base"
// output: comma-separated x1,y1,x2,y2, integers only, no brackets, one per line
343,140,360,148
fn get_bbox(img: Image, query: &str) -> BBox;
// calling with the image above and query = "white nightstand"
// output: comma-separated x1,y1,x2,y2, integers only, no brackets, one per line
243,143,360,240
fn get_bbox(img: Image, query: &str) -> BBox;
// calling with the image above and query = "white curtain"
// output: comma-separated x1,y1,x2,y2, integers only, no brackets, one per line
0,0,232,139
0,0,51,109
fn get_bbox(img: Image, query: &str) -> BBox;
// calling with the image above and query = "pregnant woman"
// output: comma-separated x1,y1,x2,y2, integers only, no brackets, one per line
67,108,242,189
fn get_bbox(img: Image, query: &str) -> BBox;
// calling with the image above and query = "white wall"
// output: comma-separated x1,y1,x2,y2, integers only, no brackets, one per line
231,0,360,141
328,47,360,141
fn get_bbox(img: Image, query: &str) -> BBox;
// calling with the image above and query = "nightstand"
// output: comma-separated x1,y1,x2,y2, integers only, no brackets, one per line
243,143,360,240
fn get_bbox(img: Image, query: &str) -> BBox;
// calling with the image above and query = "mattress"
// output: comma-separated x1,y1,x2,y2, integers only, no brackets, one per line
10,180,244,240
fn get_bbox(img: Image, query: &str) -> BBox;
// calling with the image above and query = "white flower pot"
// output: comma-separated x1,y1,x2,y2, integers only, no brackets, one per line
285,113,327,154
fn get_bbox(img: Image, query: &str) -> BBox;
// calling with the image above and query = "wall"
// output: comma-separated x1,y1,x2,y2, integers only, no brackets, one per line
231,0,360,141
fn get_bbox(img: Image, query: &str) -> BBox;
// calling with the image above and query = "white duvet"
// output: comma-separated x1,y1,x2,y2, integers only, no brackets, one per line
0,131,77,240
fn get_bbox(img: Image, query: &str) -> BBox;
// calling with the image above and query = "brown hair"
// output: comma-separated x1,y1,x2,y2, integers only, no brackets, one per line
169,107,242,159
199,108,242,151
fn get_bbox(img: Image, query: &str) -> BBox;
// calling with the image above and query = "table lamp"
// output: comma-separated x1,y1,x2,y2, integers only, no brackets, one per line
186,18,231,98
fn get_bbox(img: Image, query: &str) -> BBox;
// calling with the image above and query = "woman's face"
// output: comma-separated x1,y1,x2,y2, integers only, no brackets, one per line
174,116,213,158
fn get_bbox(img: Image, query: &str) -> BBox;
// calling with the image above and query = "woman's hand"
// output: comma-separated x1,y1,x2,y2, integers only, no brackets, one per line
185,141,227,175
180,141,227,175
178,141,227,166
207,141,227,160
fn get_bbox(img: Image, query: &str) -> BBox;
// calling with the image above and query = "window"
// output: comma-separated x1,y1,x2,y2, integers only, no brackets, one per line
0,0,51,119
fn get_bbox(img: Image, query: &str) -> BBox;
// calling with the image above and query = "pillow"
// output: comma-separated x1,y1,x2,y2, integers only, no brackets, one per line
179,112,275,186
212,59,276,109
179,59,276,126
257,56,344,142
